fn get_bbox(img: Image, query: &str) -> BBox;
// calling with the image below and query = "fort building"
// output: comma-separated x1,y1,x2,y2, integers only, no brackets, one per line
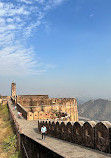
11,83,78,121
1,83,111,157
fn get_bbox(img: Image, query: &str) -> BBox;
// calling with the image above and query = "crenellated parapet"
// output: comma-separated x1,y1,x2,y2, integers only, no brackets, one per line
11,96,79,121
10,83,79,122
38,120,111,154
95,121,111,153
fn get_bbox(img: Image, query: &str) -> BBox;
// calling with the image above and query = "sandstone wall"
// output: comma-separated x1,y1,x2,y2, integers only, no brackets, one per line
38,120,111,154
8,100,63,158
17,97,77,107
17,95,49,107
17,97,78,121
12,96,79,121
21,134,64,158
11,83,16,97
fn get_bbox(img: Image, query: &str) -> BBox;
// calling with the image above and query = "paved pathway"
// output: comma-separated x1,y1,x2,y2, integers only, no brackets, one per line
8,100,111,158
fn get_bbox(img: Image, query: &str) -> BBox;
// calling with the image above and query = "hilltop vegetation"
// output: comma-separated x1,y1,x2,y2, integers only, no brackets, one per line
0,103,20,158
78,99,111,121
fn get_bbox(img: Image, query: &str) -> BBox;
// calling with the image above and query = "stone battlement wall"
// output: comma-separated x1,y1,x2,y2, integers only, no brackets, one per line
17,95,49,100
11,97,78,121
11,97,34,120
17,95,49,107
17,96,77,107
7,100,64,158
38,120,111,154
21,134,63,158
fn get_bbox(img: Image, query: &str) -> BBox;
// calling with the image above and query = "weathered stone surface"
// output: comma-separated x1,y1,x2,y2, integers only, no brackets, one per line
11,83,16,97
95,121,111,153
16,96,79,122
27,112,33,121
39,111,44,119
33,112,39,120
82,121,96,148
73,121,84,145
7,100,111,158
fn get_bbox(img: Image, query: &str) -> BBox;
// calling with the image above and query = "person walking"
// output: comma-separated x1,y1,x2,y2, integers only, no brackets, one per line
41,125,47,140
17,111,22,119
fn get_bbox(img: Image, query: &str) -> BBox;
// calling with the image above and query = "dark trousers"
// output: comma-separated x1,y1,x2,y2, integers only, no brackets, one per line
42,133,46,139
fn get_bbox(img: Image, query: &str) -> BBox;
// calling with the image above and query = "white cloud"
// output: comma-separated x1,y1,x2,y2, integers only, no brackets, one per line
17,0,33,4
0,0,66,76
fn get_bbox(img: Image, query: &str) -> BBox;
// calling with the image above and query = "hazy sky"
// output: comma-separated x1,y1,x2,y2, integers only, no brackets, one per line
0,0,111,98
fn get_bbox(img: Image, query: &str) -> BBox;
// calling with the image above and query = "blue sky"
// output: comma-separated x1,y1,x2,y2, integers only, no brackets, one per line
0,0,111,99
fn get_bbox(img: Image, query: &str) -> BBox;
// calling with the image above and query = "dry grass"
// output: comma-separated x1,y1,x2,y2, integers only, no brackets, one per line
0,117,8,158
0,103,20,158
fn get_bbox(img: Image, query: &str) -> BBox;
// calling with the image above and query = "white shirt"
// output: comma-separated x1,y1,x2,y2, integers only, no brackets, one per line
18,112,20,115
41,126,47,133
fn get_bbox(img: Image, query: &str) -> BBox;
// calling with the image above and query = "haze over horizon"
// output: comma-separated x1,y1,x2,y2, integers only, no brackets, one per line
0,0,111,99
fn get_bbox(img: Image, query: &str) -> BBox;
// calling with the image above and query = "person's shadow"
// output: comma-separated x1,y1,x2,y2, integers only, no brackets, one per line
33,128,38,133
33,128,42,140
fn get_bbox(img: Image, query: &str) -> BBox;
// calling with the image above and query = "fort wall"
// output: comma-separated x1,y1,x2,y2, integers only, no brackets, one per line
11,97,34,121
5,83,111,157
17,96,77,107
21,134,63,158
8,101,63,158
17,95,49,107
11,97,78,121
10,83,79,122
38,120,111,154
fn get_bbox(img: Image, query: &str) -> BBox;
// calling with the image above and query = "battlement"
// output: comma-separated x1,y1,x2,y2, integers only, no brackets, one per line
17,96,77,107
11,96,78,121
38,120,111,154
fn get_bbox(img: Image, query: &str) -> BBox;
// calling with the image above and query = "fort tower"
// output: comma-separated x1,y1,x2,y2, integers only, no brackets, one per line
11,83,16,97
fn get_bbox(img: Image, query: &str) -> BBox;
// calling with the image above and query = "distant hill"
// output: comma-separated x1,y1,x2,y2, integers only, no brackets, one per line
78,99,111,122
76,96,94,104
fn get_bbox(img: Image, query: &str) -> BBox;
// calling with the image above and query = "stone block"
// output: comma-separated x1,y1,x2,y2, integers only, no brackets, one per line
38,121,44,133
83,121,96,148
51,121,56,137
60,122,67,140
48,121,53,135
27,112,33,121
49,112,54,119
34,112,38,120
44,112,49,120
66,122,73,142
73,121,84,145
43,106,48,112
11,83,16,97
39,111,44,120
55,121,61,138
95,121,111,153
61,105,66,113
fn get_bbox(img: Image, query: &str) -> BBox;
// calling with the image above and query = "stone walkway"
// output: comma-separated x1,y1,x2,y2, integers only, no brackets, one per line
8,100,111,158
